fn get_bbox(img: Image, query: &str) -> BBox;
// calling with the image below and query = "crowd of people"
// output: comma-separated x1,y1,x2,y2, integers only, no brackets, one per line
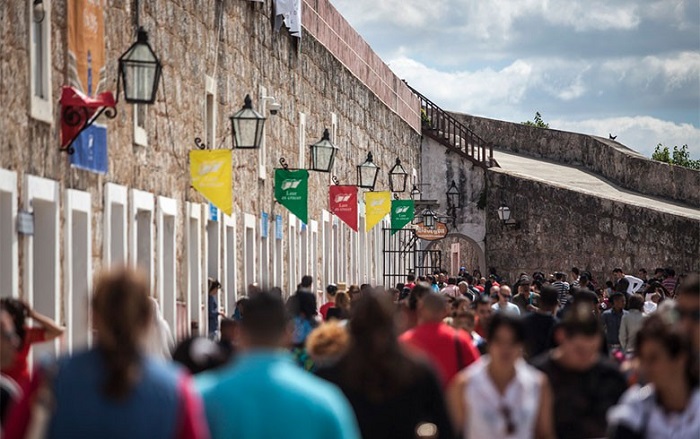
0,265,697,439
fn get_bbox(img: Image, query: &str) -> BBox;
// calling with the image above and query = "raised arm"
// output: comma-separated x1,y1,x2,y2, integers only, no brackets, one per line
28,307,65,341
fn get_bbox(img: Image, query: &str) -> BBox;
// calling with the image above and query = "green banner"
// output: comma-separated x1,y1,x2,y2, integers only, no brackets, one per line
391,199,414,235
275,169,309,223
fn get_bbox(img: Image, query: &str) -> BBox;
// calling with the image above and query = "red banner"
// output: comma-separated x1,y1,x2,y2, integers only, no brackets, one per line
329,185,358,232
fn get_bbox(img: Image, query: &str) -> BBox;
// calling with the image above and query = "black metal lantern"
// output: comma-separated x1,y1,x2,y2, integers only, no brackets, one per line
410,184,421,200
309,128,338,172
230,94,266,149
447,181,460,208
357,152,380,190
497,204,511,223
422,207,437,229
388,158,408,193
32,0,45,23
118,27,162,104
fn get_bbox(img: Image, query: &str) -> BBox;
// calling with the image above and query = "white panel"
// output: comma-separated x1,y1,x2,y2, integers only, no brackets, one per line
64,189,92,352
273,217,283,290
223,214,237,313
260,216,270,289
288,219,297,294
103,183,128,268
157,196,178,333
129,189,155,290
28,0,52,123
23,175,60,358
186,202,203,336
322,210,332,289
310,220,318,292
0,169,18,298
243,213,257,289
298,113,306,168
258,86,267,180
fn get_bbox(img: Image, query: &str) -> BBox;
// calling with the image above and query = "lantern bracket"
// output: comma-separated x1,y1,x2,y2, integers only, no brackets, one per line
60,104,117,155
194,137,208,150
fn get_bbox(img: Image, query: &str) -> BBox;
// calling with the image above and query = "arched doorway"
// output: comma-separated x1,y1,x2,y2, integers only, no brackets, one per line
425,233,485,277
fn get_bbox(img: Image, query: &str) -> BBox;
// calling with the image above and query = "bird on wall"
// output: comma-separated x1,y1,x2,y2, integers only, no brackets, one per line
609,134,617,140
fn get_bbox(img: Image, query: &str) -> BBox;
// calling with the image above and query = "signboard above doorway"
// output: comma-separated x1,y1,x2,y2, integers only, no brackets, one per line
414,221,448,241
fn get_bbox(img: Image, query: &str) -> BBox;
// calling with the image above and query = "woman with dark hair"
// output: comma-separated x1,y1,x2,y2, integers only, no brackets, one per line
0,297,64,391
608,315,699,438
448,313,555,439
317,291,454,439
4,267,208,439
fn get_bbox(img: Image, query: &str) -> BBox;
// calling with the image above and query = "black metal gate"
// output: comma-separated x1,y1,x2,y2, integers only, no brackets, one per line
383,228,442,288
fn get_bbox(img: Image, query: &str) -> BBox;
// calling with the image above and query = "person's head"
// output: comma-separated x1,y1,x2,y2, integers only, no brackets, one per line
451,297,470,314
172,337,227,374
571,267,580,277
579,273,590,286
614,277,629,294
0,298,28,348
628,294,644,312
326,283,338,299
407,273,416,283
638,268,647,279
408,282,432,311
474,294,493,322
92,267,153,399
554,272,565,281
498,285,513,305
518,276,532,295
220,318,238,344
300,275,313,288
654,268,665,279
247,283,260,295
610,292,626,311
675,274,699,352
334,291,351,310
453,310,476,333
0,308,19,369
612,267,624,280
235,297,249,320
458,281,468,294
239,291,290,348
572,288,601,314
539,285,559,312
305,321,349,366
208,278,221,295
664,267,676,279
490,285,500,296
417,292,448,324
487,313,525,368
636,314,697,392
555,303,603,370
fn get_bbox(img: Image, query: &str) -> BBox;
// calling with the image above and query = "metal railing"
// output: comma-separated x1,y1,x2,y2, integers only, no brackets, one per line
406,83,493,167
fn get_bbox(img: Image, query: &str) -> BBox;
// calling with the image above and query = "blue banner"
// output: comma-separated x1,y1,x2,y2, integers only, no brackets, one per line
275,215,283,240
70,124,107,174
209,203,218,222
261,212,269,238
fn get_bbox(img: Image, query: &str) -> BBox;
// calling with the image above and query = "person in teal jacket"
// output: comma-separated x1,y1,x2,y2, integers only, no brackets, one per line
197,291,360,439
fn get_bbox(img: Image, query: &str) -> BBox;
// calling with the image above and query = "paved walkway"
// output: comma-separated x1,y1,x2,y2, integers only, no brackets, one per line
492,150,700,220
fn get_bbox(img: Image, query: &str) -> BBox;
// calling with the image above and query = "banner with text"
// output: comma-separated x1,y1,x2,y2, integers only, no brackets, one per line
189,150,233,215
275,169,309,223
329,185,358,232
365,191,391,232
391,199,415,234
67,0,106,95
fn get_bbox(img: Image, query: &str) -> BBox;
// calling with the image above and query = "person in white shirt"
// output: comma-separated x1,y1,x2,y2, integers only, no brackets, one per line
447,313,555,439
491,286,521,316
612,267,644,296
608,314,699,439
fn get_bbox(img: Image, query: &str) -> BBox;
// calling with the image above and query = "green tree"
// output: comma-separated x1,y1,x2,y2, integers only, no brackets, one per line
522,112,549,129
651,144,700,170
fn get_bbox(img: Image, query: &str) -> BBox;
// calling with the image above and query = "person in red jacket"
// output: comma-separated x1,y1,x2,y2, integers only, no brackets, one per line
400,292,480,387
319,284,338,321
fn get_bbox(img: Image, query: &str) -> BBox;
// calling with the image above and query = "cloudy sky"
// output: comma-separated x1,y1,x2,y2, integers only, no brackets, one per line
331,0,700,157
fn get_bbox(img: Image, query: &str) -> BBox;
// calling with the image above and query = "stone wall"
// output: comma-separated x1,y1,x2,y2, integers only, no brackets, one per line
420,136,486,273
0,0,421,309
486,168,700,284
451,113,700,208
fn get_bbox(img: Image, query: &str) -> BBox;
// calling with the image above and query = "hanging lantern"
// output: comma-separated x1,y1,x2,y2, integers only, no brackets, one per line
357,152,380,190
230,94,266,149
309,128,338,172
447,181,460,208
422,207,437,229
410,184,421,200
388,158,408,193
118,27,162,104
497,204,511,223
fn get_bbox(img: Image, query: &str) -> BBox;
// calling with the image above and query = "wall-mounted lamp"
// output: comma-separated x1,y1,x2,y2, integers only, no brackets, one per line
422,207,437,229
118,27,162,104
446,181,461,227
410,184,421,200
230,94,266,149
388,158,408,193
309,128,337,172
357,152,380,190
32,0,45,23
497,203,520,229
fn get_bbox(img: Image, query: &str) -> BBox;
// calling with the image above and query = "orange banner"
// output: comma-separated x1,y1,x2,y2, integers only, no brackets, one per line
67,0,106,96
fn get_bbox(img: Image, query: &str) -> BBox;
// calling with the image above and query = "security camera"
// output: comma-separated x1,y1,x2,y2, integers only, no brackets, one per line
269,102,281,116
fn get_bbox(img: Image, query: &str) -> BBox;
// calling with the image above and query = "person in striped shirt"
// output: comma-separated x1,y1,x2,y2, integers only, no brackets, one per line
552,272,571,307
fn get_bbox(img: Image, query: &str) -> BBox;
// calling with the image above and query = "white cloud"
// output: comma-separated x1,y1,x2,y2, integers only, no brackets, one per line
551,117,700,157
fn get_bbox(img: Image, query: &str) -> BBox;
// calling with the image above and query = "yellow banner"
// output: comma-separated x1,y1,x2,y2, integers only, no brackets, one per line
190,150,233,215
365,191,391,232
67,0,106,96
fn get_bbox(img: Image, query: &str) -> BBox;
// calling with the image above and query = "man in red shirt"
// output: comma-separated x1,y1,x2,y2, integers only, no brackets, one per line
318,284,338,321
400,292,480,387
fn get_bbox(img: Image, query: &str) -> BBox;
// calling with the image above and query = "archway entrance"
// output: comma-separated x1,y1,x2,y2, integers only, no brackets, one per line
425,233,485,277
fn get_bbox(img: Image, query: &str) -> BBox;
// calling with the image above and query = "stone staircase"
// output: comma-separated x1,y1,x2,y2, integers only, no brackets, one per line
405,83,494,168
